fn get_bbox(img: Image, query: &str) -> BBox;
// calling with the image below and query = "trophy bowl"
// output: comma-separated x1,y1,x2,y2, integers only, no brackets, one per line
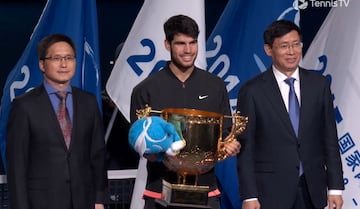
161,108,224,176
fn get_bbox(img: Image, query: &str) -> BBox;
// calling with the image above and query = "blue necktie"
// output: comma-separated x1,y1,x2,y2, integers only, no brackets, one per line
285,77,299,136
285,77,303,175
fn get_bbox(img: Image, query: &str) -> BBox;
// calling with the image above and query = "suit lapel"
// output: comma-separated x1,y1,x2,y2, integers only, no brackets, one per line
298,68,312,139
260,69,297,138
68,87,78,152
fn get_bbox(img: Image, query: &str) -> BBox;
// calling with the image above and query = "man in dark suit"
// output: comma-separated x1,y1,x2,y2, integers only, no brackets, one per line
6,34,108,209
236,20,344,209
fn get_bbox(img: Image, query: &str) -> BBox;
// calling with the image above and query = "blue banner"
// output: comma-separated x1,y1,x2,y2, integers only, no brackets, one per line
0,0,101,170
206,0,299,208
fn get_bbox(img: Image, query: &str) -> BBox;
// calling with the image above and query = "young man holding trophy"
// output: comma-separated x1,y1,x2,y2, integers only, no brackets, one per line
130,15,242,209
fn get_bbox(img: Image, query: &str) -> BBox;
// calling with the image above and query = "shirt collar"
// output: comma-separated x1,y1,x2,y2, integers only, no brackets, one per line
43,81,72,95
272,65,300,85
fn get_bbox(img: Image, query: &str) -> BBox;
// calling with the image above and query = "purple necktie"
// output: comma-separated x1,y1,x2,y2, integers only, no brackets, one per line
56,91,72,149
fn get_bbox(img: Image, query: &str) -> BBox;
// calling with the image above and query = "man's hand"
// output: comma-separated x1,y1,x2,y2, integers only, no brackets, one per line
95,203,104,209
224,140,241,156
328,195,343,209
242,199,261,209
223,124,241,156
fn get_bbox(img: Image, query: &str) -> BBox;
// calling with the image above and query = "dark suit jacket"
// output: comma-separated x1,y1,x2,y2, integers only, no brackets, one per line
6,85,108,209
237,68,344,209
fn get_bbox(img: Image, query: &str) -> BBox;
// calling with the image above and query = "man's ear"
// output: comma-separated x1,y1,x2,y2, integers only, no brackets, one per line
39,60,45,73
264,44,273,56
164,39,171,52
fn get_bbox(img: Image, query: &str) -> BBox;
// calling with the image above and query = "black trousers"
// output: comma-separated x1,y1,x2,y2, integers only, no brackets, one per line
292,175,323,209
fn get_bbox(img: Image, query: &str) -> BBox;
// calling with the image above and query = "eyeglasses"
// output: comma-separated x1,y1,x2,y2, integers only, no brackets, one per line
274,42,303,52
44,55,76,63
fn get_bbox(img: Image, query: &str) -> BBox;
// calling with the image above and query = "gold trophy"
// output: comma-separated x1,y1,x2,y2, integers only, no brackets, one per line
136,106,248,208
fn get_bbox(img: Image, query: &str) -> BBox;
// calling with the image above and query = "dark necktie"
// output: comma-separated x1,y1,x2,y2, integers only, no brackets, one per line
56,91,72,149
284,77,303,175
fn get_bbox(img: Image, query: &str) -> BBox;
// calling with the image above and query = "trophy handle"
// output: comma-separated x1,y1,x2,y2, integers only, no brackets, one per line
136,104,163,118
217,111,248,161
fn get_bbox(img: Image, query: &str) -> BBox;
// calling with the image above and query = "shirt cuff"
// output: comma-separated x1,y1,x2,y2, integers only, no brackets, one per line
244,198,258,202
328,189,343,195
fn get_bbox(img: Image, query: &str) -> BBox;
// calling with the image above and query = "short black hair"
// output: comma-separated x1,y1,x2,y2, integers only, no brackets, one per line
163,14,199,43
263,20,302,47
37,33,76,60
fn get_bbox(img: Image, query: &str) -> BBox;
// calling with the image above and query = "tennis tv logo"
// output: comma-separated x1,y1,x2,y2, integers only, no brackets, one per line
297,0,350,10
297,0,309,9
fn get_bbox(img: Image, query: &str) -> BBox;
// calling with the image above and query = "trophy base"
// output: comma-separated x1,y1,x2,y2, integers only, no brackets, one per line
155,199,212,209
160,180,210,208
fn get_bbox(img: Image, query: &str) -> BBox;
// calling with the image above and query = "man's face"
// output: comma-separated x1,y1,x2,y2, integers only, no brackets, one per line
165,33,198,72
39,41,76,87
264,30,302,75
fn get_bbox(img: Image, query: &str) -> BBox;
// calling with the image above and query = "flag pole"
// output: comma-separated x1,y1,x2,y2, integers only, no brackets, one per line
105,107,118,144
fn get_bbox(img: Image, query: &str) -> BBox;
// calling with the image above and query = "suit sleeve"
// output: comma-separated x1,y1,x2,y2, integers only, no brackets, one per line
89,96,109,203
6,99,30,209
236,84,259,200
322,79,344,190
